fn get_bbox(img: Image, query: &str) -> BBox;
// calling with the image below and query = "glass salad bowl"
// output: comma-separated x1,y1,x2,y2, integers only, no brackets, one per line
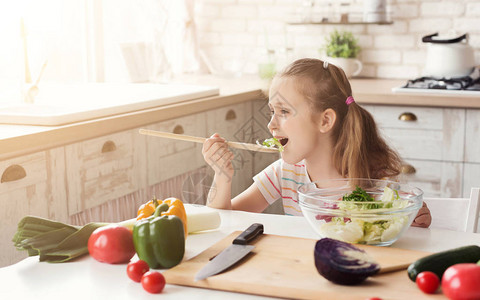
298,178,423,246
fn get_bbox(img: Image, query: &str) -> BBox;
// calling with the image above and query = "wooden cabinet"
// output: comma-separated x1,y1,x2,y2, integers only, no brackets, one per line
364,105,465,162
363,105,466,198
206,102,254,198
0,148,68,267
145,113,206,186
400,159,463,198
65,129,146,216
463,109,480,196
465,109,480,163
463,163,480,197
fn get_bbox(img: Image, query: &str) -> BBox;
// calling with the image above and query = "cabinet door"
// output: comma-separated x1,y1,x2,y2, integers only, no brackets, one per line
206,102,254,198
364,105,465,162
0,148,67,267
65,129,145,216
463,163,480,198
465,108,480,163
146,113,206,187
399,159,463,198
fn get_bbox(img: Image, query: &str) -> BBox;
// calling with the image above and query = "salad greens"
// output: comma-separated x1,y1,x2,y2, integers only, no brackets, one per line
260,137,284,152
318,186,409,244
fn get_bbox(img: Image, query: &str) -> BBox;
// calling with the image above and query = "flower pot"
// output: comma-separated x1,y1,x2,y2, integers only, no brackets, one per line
325,57,363,78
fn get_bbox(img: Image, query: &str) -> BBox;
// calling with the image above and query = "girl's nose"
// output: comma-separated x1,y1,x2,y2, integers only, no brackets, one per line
267,115,277,131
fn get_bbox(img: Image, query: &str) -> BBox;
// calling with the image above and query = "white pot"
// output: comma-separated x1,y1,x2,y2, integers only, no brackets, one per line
423,33,476,78
325,57,363,78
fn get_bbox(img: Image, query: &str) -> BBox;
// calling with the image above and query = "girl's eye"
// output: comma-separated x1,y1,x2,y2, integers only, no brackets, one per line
268,107,289,117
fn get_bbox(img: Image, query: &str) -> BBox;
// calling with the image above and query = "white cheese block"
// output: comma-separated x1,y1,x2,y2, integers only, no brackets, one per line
185,204,221,233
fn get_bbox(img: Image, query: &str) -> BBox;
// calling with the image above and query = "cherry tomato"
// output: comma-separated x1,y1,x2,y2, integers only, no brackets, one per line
127,260,150,282
141,271,166,294
416,271,439,294
87,224,135,264
442,263,480,300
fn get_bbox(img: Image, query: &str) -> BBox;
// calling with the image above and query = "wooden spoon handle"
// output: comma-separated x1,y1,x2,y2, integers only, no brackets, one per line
139,129,278,153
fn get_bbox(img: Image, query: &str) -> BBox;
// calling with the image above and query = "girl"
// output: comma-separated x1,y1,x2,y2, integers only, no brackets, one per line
202,58,431,227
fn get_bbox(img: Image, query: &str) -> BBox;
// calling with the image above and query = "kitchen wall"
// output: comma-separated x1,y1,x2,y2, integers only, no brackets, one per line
195,0,480,79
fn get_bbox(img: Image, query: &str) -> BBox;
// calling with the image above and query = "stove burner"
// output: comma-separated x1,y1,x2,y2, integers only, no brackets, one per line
403,76,480,91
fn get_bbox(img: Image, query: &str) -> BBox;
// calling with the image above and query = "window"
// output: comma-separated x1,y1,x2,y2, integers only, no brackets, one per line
0,0,198,105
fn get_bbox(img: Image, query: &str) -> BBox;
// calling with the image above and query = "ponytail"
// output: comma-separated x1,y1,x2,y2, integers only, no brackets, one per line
333,103,402,180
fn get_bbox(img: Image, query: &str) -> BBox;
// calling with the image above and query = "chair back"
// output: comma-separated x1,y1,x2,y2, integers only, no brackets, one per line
423,188,479,233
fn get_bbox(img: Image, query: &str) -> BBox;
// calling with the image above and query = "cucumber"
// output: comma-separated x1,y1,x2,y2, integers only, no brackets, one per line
407,245,480,282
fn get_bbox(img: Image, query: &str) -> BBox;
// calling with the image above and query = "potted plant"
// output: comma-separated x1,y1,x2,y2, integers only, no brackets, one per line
322,30,363,78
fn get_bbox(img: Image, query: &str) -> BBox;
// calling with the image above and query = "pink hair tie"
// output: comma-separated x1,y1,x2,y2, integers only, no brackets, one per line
345,96,355,105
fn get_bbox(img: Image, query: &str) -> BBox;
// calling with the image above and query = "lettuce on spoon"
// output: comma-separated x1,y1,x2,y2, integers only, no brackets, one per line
258,137,284,152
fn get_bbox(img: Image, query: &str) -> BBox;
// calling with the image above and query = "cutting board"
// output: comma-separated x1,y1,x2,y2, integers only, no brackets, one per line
163,232,445,300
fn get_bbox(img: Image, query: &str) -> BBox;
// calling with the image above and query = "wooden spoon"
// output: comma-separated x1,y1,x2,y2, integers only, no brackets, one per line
139,129,279,153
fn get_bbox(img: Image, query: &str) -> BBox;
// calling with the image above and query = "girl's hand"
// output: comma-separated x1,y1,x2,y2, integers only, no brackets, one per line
411,202,432,228
202,133,235,180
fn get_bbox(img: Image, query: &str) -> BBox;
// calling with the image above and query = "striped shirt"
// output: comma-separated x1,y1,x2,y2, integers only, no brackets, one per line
253,159,311,216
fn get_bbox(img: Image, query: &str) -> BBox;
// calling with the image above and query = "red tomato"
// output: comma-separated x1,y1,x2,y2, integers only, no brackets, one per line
141,271,166,294
87,224,135,264
127,260,150,282
365,298,382,300
416,271,439,294
442,263,480,300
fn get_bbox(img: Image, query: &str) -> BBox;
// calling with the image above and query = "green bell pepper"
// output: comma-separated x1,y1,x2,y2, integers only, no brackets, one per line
132,203,185,269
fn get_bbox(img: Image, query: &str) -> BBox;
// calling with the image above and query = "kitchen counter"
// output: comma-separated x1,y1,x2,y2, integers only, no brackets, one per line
1,206,479,299
0,75,479,160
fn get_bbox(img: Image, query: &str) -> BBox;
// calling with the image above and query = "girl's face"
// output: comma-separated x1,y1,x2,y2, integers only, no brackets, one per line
267,77,324,164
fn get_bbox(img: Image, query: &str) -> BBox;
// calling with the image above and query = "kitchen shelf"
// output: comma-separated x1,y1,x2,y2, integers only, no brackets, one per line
288,21,393,25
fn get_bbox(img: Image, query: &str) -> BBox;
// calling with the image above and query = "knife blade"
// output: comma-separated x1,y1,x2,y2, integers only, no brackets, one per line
194,223,264,281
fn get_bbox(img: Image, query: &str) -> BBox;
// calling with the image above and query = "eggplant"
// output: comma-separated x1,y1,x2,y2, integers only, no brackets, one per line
314,238,380,285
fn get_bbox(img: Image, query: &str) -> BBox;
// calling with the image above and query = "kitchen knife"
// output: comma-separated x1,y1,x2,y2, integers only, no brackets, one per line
194,223,264,281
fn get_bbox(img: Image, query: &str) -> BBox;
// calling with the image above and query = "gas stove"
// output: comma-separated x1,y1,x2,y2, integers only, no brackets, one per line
392,71,480,96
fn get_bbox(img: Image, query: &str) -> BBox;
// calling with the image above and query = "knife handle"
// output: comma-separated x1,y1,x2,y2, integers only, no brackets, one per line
232,223,264,245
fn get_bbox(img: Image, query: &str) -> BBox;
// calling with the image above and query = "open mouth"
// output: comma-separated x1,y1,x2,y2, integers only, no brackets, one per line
279,138,288,147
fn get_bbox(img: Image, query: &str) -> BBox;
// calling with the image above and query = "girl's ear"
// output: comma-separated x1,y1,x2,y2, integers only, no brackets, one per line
318,108,336,133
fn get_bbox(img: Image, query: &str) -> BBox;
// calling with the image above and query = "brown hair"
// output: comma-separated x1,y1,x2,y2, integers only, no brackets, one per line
277,58,402,180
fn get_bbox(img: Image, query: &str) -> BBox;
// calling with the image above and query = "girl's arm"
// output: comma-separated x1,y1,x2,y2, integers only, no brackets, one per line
202,133,271,212
202,133,235,209
231,183,270,213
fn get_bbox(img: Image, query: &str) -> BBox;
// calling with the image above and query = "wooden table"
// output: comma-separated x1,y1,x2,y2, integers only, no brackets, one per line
1,207,479,299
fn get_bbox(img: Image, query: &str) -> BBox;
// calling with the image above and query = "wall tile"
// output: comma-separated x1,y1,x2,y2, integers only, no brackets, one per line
394,4,419,19
420,2,464,17
362,49,402,64
453,18,480,33
377,65,420,79
466,2,480,16
197,0,480,79
374,35,415,49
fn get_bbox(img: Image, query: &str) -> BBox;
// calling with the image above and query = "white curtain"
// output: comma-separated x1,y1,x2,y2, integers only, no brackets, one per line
118,0,200,82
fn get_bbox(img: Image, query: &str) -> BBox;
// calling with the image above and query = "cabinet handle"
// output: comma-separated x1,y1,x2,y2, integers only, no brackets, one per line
398,112,417,122
225,109,237,121
400,164,416,175
173,125,184,134
1,164,27,183
101,140,117,153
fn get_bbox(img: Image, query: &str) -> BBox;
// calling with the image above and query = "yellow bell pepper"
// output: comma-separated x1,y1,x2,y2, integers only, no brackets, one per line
136,197,188,237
